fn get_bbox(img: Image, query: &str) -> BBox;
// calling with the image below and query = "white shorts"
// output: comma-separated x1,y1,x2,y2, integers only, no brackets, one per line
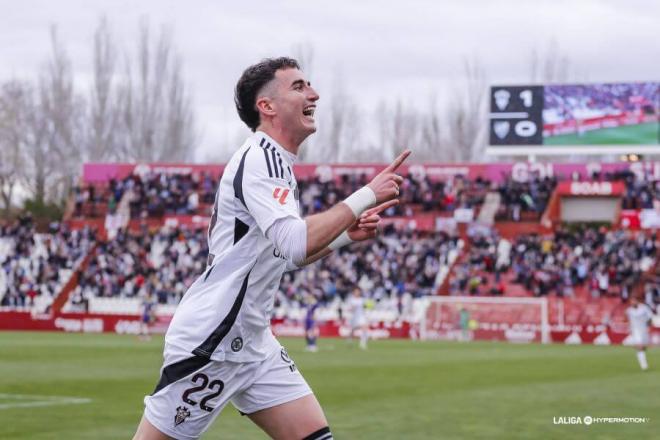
143,345,312,440
631,330,650,346
350,317,366,329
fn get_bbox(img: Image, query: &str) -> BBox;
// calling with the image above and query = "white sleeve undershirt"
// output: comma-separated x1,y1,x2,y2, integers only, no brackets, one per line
266,216,308,266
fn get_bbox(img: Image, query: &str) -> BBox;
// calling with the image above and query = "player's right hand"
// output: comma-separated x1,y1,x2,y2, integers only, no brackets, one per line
367,150,411,204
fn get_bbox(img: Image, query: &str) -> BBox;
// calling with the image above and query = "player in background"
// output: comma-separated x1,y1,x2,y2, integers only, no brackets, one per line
133,57,410,440
459,307,470,342
304,294,321,352
139,293,156,342
626,296,654,371
347,287,369,349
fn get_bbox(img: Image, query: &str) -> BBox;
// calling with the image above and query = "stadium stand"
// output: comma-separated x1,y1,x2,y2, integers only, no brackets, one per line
2,161,658,345
64,225,208,314
0,214,97,313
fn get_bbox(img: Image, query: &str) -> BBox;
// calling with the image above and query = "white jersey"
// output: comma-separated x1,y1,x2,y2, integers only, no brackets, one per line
627,304,653,335
349,296,366,327
165,131,300,363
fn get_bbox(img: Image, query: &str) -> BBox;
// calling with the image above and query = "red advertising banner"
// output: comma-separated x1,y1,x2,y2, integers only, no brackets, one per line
555,181,625,196
2,311,657,346
543,112,657,137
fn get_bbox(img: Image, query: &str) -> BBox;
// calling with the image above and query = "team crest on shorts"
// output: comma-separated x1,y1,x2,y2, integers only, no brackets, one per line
231,337,243,352
280,348,292,363
174,406,191,427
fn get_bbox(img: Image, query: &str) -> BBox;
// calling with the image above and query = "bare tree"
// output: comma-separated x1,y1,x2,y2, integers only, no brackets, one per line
417,92,447,161
530,39,571,84
117,19,197,162
88,16,120,162
375,98,422,162
444,57,489,162
20,26,86,205
310,71,364,163
292,41,314,79
0,81,30,213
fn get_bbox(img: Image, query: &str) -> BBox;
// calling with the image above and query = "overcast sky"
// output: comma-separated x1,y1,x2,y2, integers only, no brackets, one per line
1,0,658,161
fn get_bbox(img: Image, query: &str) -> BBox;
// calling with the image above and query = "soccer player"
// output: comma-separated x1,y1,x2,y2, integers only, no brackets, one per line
304,295,320,353
347,287,369,350
139,293,156,342
133,57,410,440
626,296,654,371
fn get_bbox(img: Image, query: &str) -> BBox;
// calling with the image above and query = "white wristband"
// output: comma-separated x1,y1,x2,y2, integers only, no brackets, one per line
329,230,353,251
342,186,376,218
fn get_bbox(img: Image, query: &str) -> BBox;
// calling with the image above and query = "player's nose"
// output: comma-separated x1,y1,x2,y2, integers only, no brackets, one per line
307,86,319,102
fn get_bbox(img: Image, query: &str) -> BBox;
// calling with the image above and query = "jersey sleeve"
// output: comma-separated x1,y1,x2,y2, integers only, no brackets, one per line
238,146,301,235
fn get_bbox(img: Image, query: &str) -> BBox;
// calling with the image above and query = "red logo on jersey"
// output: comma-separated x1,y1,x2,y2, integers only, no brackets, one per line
273,187,290,205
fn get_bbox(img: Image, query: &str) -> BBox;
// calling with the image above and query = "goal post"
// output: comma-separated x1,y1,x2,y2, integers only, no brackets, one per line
419,296,550,344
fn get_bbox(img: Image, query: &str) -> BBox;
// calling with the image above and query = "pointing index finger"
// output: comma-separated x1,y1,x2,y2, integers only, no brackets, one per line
385,149,411,173
365,199,399,216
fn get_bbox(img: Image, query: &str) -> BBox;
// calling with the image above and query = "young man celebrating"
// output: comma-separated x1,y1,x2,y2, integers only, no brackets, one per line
133,57,410,440
626,296,654,371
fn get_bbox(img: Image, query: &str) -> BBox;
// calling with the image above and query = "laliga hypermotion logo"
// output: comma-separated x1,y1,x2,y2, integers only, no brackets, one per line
494,89,510,110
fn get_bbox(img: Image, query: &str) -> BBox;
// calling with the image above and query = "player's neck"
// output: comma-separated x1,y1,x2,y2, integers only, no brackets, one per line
257,125,302,156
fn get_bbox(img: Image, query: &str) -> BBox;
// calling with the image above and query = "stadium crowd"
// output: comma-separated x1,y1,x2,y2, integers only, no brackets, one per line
496,176,557,221
73,172,219,219
68,225,208,311
276,227,459,314
450,226,658,303
544,83,658,120
0,214,96,310
72,169,559,221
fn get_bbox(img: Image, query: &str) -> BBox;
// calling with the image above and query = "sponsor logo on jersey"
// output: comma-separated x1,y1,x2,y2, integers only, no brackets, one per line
231,337,243,352
174,406,191,427
273,187,290,205
272,247,287,261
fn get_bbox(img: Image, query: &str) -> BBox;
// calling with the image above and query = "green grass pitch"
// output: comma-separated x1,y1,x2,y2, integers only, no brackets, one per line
544,122,659,145
0,332,658,439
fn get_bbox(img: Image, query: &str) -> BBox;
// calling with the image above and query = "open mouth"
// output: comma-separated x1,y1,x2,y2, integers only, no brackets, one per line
302,105,316,120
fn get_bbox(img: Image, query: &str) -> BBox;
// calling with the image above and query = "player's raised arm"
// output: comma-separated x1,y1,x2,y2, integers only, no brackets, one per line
303,150,411,257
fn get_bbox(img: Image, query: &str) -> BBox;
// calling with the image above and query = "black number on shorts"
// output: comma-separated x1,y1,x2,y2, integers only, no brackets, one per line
182,373,208,405
181,373,225,412
199,380,225,412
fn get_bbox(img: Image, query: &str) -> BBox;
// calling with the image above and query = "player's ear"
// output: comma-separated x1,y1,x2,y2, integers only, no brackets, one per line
255,96,276,117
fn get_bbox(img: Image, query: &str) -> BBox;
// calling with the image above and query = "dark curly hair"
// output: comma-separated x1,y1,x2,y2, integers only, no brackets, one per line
234,57,301,132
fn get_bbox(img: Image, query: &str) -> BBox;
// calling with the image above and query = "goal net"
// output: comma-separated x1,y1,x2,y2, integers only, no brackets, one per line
419,296,550,343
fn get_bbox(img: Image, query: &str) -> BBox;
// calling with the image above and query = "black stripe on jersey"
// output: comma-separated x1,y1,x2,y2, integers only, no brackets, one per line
277,153,285,180
192,269,252,358
233,217,250,244
269,146,280,178
151,355,210,395
261,140,274,177
233,147,250,208
203,264,215,281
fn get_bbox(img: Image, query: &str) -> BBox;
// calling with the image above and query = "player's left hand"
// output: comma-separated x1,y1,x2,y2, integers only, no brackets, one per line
347,199,398,242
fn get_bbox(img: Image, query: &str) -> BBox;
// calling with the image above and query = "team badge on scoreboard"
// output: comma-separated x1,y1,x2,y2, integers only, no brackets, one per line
174,406,191,427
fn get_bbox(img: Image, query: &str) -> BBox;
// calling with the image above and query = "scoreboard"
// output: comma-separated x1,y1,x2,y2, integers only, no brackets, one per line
489,86,543,145
489,82,659,151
